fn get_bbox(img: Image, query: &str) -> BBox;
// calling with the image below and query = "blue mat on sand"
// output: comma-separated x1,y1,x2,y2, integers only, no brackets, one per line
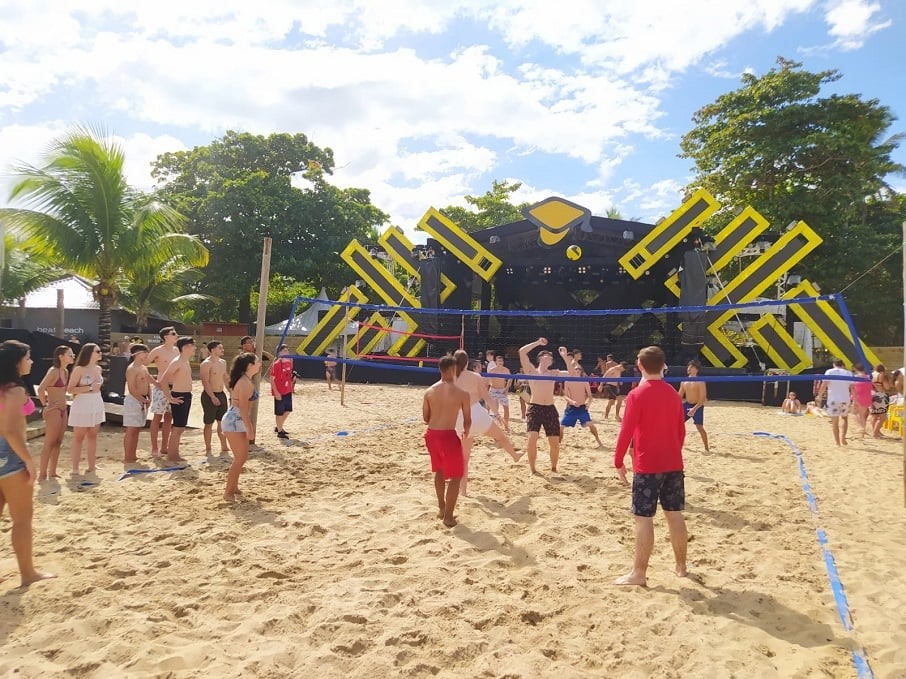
118,465,188,481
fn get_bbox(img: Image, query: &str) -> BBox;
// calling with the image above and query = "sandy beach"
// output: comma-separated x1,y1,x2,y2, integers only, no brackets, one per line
1,379,905,678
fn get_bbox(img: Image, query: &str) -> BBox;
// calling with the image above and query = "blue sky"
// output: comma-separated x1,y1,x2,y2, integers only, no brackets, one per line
0,0,902,237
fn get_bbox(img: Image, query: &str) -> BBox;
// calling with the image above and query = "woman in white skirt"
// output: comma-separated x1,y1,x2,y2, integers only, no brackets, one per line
68,343,105,475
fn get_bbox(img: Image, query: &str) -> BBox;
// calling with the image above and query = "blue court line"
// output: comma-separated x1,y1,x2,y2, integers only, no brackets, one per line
752,431,874,678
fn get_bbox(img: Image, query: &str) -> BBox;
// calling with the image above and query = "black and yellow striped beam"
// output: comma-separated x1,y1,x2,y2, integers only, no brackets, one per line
378,226,456,302
783,281,879,368
296,286,368,356
418,208,502,282
619,188,719,279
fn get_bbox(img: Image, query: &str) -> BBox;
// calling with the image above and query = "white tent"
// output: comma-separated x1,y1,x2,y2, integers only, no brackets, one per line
264,288,332,336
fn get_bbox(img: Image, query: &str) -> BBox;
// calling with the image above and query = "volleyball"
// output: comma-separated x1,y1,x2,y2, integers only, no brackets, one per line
566,244,582,261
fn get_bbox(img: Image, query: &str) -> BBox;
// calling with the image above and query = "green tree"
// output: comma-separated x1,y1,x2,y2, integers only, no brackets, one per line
152,131,388,323
440,179,529,232
679,58,905,343
1,126,208,362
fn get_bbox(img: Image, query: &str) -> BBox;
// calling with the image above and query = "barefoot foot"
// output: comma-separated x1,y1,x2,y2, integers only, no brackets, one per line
21,571,57,587
511,450,525,462
614,572,648,586
443,516,457,528
676,566,689,577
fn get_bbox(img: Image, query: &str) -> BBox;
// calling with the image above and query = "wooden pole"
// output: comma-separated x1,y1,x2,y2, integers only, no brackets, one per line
250,237,272,439
902,221,905,508
340,292,352,407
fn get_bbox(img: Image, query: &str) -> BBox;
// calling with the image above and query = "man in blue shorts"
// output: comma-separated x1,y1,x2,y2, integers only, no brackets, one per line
560,362,604,448
614,346,688,587
678,359,709,453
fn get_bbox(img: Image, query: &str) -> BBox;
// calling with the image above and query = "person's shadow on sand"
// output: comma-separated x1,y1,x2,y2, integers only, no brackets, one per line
0,585,25,646
454,525,535,568
659,581,841,647
473,495,538,525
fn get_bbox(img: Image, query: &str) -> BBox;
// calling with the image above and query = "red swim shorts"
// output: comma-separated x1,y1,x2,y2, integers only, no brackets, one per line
424,428,463,479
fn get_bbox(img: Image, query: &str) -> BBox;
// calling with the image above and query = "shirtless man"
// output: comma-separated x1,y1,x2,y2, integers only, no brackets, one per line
560,361,605,448
602,361,626,420
158,337,196,462
519,338,573,474
147,326,179,458
200,341,229,457
123,344,151,464
453,350,521,496
678,359,709,453
423,356,471,528
486,353,512,433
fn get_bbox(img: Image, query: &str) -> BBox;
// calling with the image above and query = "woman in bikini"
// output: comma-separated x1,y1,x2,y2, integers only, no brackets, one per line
67,343,105,476
223,352,260,502
869,364,894,438
36,346,75,480
452,350,522,497
0,340,56,586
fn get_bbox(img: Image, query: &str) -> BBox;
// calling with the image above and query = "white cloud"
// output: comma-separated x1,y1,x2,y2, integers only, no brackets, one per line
823,0,891,50
1,0,883,233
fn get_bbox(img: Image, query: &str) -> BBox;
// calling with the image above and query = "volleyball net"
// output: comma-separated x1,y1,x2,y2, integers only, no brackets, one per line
272,292,876,387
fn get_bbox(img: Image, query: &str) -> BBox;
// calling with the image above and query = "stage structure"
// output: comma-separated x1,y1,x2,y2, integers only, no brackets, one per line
296,189,876,373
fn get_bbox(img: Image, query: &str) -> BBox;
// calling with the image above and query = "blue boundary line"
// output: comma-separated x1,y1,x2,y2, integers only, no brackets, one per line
752,431,874,678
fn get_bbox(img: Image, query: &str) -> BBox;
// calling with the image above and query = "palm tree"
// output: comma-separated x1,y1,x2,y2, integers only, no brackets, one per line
0,126,207,368
118,247,216,331
0,228,65,303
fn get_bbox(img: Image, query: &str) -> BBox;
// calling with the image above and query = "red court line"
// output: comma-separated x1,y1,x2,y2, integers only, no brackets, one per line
355,322,462,341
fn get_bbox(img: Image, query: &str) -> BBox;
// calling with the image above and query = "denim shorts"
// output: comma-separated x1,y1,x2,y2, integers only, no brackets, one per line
0,437,27,480
222,406,247,433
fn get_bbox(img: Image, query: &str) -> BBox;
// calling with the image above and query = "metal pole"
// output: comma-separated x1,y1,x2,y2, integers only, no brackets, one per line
902,221,905,508
57,288,65,338
250,237,272,439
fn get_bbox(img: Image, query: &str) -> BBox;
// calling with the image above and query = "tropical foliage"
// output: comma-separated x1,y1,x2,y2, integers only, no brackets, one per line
1,126,208,359
679,58,905,343
151,131,388,324
440,179,530,233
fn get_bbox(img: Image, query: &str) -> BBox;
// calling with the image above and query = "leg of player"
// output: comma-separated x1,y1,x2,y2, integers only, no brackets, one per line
526,431,540,474
459,435,473,497
664,511,688,577
586,421,604,448
485,421,523,462
615,515,654,586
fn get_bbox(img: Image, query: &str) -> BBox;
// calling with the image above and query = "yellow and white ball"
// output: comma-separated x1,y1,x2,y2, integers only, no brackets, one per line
566,244,582,261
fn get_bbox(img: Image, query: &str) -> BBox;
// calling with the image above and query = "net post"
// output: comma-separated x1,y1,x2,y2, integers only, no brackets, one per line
251,237,272,438
902,220,905,508
340,299,352,407
832,293,869,371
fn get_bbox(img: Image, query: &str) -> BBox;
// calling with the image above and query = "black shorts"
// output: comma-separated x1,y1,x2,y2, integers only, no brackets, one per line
631,471,685,517
170,392,192,428
274,393,293,416
526,404,560,437
602,384,618,400
619,381,632,396
201,391,227,424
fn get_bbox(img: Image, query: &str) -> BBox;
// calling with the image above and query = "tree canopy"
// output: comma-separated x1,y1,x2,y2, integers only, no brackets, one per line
679,58,905,343
152,131,388,323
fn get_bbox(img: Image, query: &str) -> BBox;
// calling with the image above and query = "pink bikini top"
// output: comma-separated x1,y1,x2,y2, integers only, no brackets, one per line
0,390,36,416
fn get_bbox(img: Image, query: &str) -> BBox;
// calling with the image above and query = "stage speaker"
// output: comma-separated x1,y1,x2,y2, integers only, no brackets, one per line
678,250,709,346
418,256,441,336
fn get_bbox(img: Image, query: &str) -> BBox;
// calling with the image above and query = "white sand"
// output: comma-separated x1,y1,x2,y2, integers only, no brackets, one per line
1,381,904,677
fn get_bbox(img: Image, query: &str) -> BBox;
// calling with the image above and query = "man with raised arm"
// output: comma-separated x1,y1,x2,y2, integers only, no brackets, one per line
614,346,688,587
518,338,572,474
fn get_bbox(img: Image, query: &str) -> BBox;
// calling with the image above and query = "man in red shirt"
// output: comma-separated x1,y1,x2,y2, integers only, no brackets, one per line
270,344,295,439
613,346,688,586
